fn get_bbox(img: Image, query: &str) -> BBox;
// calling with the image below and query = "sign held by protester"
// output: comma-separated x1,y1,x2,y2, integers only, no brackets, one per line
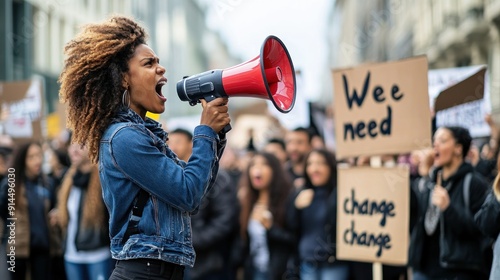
332,56,431,159
0,79,44,142
429,66,490,138
336,166,410,265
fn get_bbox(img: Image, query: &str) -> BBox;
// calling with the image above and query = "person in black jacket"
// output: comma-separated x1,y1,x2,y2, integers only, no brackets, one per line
409,126,490,280
474,152,500,279
168,128,240,280
288,148,350,280
185,169,239,280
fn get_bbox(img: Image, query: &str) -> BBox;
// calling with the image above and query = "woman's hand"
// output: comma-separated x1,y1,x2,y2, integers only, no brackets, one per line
432,185,450,211
200,98,230,134
49,209,59,227
251,205,273,229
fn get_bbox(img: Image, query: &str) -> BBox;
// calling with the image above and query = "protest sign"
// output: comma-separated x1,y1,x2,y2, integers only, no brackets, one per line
429,66,490,138
332,56,431,159
336,166,409,265
0,79,44,142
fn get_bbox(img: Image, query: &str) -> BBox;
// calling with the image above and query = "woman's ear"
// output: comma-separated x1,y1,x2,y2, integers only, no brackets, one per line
122,75,129,89
454,144,463,158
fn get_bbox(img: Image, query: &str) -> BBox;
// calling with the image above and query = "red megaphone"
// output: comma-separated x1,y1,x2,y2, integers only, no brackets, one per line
177,35,296,132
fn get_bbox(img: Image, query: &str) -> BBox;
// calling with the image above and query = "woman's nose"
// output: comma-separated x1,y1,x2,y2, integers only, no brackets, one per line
157,64,166,75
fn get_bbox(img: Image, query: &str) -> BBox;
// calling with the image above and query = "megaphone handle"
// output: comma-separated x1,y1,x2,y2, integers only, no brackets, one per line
202,95,232,134
221,124,232,134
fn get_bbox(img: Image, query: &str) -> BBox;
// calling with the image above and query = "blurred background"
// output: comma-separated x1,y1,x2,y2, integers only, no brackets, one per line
1,0,499,149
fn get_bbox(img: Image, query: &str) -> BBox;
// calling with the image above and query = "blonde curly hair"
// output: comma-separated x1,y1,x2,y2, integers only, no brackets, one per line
59,16,147,163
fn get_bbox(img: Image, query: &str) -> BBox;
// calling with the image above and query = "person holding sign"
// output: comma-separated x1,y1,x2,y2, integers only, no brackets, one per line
288,149,350,280
409,126,490,280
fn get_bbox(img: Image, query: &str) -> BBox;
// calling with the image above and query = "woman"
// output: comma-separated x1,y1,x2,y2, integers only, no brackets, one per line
0,142,56,280
238,152,295,280
474,152,500,279
54,143,112,280
409,126,490,279
288,148,350,280
59,16,230,280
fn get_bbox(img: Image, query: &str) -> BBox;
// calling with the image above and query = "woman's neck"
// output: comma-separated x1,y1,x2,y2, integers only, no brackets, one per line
256,190,269,205
442,158,463,181
78,162,92,173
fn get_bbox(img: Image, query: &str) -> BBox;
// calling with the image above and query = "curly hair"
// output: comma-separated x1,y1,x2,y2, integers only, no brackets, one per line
59,16,147,163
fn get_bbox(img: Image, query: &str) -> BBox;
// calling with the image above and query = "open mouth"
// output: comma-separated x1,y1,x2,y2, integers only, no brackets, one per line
434,151,440,161
156,78,167,97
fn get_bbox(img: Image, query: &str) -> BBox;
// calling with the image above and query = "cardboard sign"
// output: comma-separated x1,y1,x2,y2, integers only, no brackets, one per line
428,66,490,138
336,166,409,265
332,56,431,159
434,67,486,112
436,100,490,137
0,79,44,142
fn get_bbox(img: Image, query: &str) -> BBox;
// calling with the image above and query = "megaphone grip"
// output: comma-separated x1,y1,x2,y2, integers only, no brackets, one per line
221,124,232,134
203,95,231,134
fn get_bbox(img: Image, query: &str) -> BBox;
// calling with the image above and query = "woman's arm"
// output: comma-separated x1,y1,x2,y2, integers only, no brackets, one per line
474,191,500,239
111,125,221,212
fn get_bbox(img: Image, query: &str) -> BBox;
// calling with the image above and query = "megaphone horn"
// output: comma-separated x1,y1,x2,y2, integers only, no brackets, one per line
176,35,296,133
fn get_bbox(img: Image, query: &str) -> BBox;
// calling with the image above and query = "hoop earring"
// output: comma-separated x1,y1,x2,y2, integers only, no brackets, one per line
122,89,130,108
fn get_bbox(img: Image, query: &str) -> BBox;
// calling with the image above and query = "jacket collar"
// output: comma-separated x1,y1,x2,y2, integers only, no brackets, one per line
113,108,168,142
430,162,473,185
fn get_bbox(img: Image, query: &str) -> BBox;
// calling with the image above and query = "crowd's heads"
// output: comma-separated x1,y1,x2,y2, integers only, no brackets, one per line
13,142,43,184
59,16,147,163
168,128,193,162
285,127,313,164
263,138,288,166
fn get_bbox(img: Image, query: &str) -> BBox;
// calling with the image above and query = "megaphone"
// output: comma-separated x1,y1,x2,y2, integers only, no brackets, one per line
176,35,296,133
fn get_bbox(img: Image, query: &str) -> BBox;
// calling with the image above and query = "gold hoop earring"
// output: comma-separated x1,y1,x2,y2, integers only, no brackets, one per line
122,89,130,108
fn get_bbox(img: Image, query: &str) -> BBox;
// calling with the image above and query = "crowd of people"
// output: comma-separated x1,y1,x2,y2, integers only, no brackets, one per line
0,115,499,280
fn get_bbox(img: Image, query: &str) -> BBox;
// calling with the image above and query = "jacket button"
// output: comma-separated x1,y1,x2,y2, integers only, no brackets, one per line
328,256,336,263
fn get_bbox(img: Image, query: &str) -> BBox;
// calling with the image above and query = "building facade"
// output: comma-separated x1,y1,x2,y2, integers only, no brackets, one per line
329,0,500,123
0,0,235,121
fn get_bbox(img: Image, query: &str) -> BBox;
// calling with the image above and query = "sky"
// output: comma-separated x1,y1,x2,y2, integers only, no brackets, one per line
201,0,334,102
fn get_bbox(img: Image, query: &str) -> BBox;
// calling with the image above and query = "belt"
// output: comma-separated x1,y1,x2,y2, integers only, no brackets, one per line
116,258,183,277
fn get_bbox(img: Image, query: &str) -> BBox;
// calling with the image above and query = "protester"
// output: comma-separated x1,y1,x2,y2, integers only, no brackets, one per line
0,142,57,280
237,152,295,280
168,128,239,280
263,138,288,167
409,126,490,279
168,128,193,162
288,148,350,280
52,143,112,280
284,127,313,189
59,16,230,280
475,152,500,279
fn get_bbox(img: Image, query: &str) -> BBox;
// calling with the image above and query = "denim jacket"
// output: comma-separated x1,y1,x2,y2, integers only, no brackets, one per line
98,108,225,267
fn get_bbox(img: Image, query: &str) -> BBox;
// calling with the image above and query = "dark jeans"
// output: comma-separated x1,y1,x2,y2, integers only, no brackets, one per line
109,258,185,280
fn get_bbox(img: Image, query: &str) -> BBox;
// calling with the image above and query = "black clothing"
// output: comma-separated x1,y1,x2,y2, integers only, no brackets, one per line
25,177,51,250
409,162,489,278
187,170,239,280
288,186,343,266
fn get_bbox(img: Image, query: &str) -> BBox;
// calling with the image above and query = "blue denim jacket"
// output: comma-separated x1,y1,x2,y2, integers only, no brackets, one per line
98,108,225,266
